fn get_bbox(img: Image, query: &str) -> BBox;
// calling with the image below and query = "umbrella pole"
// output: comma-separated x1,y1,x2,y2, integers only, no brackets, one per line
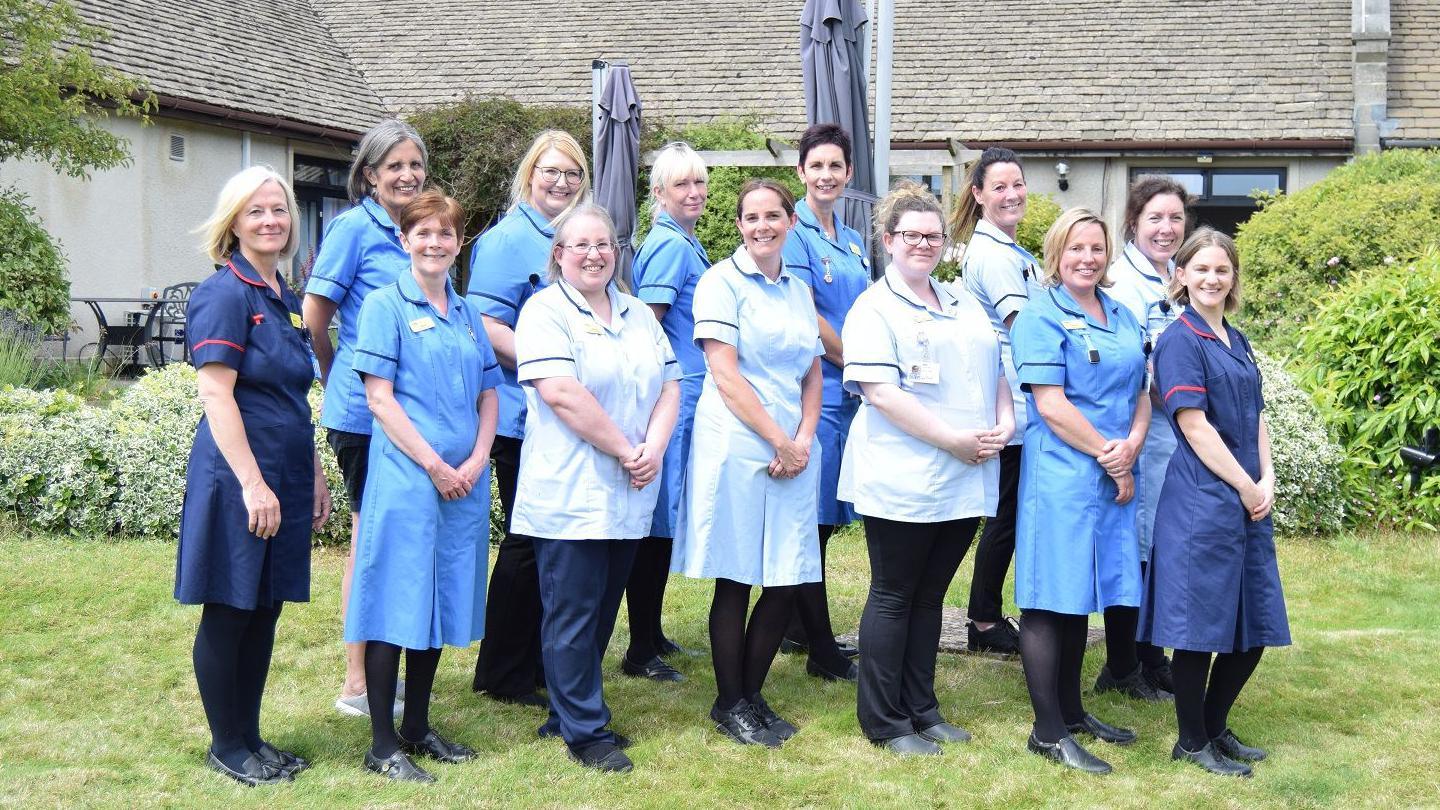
591,59,610,160
874,0,893,194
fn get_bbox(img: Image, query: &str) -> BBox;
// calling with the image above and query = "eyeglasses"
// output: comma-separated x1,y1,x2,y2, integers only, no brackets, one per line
561,242,615,255
891,230,946,247
536,166,584,185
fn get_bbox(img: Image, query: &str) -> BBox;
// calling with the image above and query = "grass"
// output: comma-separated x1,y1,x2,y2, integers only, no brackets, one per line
2,527,1438,808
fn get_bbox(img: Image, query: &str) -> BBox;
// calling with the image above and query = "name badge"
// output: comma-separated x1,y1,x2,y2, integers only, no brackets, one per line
581,322,604,335
409,316,436,333
909,361,940,385
1061,318,1087,331
289,312,304,329
848,242,863,256
912,312,932,323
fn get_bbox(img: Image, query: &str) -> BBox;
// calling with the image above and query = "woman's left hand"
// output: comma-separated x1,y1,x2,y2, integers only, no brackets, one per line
1097,437,1138,476
1110,469,1135,505
311,468,333,531
456,454,491,490
623,443,661,488
1250,473,1276,522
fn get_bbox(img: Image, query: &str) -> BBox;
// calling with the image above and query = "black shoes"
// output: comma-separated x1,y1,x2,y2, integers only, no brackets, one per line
364,748,436,783
485,690,549,708
1026,733,1112,775
400,728,477,764
254,742,309,777
621,655,685,683
1212,729,1267,762
569,741,634,773
878,733,943,756
806,657,859,682
658,636,700,657
836,639,861,659
711,700,784,748
782,636,860,658
966,617,1021,655
206,749,292,787
1065,713,1137,745
1094,664,1174,701
1173,741,1253,777
747,693,799,741
1143,657,1175,694
917,721,971,744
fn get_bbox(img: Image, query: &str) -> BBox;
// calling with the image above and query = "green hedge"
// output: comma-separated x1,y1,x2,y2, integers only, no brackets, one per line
935,192,1060,284
0,186,71,336
1254,352,1345,536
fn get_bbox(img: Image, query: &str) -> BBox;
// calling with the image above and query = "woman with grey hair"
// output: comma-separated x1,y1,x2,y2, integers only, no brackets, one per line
302,117,428,718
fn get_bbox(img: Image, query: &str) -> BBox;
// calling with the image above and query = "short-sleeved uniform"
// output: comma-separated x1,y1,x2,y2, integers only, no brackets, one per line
1140,309,1290,653
306,196,410,435
960,218,1041,445
838,267,1004,521
632,211,710,537
467,202,556,440
511,281,681,539
672,248,824,587
1107,241,1181,562
783,199,868,526
176,255,316,609
344,272,502,650
1011,285,1147,615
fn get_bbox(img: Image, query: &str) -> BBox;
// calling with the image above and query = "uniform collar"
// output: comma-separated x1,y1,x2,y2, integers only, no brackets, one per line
1048,283,1123,332
361,196,403,243
796,199,855,248
226,252,285,298
1123,241,1172,284
731,246,793,285
517,202,557,238
397,268,462,316
556,277,630,321
972,218,1016,246
655,211,709,258
1178,305,1253,362
881,265,957,314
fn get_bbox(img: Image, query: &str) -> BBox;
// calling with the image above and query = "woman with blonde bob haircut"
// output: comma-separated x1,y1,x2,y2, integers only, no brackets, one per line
179,165,331,786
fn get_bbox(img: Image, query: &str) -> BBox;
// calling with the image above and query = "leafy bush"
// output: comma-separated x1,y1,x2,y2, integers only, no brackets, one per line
0,186,71,335
1295,250,1440,529
1235,149,1440,351
106,364,203,538
935,192,1061,283
1254,352,1345,536
0,386,115,534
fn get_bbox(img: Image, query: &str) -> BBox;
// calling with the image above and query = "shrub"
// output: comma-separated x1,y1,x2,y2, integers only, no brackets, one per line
1254,352,1345,536
1296,249,1440,529
935,192,1061,284
105,364,202,538
0,186,71,335
1235,149,1440,351
0,386,115,534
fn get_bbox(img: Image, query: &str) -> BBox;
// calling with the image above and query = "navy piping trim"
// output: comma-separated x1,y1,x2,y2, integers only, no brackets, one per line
355,348,397,362
306,273,353,293
638,282,679,292
1020,361,1065,368
994,292,1029,307
695,318,738,329
517,356,575,367
844,361,902,371
469,291,518,310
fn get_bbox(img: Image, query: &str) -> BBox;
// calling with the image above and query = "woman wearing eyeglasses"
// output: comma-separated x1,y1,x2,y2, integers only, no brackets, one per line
468,130,590,708
511,204,680,772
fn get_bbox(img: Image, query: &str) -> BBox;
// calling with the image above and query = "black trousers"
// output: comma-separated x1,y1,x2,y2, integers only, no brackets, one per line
967,444,1020,623
857,515,979,741
473,435,545,696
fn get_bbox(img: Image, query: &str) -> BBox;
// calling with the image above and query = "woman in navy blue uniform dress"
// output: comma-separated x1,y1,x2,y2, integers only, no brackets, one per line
1142,229,1289,777
178,166,331,786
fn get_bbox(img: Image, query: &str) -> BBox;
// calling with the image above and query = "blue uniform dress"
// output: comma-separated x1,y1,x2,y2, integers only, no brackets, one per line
1140,309,1290,653
632,211,710,537
176,255,316,609
672,248,824,587
306,196,411,436
343,272,502,650
1107,241,1181,562
1012,285,1147,615
782,199,867,527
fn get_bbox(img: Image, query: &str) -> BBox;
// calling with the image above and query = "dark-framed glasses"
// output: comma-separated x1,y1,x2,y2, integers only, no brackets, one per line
536,166,584,185
892,230,946,248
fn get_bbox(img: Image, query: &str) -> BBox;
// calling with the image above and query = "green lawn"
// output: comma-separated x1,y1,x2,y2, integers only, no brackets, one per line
2,527,1438,808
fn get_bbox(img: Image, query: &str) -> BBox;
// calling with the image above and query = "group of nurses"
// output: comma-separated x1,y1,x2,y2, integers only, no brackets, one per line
779,123,869,682
468,130,591,707
839,182,1013,756
347,190,501,783
513,204,680,773
1011,208,1149,775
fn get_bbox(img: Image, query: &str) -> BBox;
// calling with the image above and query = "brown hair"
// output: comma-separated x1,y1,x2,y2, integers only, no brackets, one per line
399,189,465,239
1171,227,1242,313
1039,208,1113,289
948,147,1024,244
873,179,945,246
735,178,796,219
1122,175,1193,242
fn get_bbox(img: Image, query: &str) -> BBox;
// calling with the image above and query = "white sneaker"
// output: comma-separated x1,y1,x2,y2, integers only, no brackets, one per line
335,681,405,717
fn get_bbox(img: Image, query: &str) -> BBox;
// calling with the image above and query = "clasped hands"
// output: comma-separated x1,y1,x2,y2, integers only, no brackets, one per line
949,426,1010,465
767,436,811,479
1098,437,1137,505
426,454,490,501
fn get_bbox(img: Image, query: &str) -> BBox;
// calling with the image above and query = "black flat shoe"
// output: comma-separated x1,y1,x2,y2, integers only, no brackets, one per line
569,741,633,773
1094,665,1173,701
747,693,798,741
400,728,477,764
1066,713,1137,745
836,638,861,659
710,700,783,748
538,725,633,750
1027,734,1112,774
806,657,858,683
1212,729,1267,762
917,721,971,744
877,733,942,756
966,617,1020,655
1143,657,1175,694
487,690,549,709
657,636,701,657
1173,741,1253,777
621,655,685,683
254,742,309,776
364,749,436,783
206,749,291,787
779,637,808,655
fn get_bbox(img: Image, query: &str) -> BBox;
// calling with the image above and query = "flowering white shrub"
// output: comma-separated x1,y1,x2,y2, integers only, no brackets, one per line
0,387,116,534
1256,352,1346,535
106,365,203,538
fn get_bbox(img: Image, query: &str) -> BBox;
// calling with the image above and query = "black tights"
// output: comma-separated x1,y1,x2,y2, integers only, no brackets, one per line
1102,562,1168,677
1019,609,1089,743
1171,647,1265,750
624,535,674,661
364,642,442,758
192,602,283,770
784,525,849,670
710,578,797,708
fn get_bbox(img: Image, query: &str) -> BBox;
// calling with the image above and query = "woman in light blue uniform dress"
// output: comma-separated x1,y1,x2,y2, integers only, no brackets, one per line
512,204,680,773
1011,209,1150,775
1096,176,1192,701
674,179,823,749
468,130,590,706
346,191,501,783
622,142,711,681
779,123,868,682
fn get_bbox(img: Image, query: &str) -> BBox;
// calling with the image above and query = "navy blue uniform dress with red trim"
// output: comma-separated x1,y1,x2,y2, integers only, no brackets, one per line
1139,307,1290,653
175,255,316,609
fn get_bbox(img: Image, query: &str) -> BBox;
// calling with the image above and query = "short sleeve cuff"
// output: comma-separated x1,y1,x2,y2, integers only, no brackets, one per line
636,283,680,307
517,356,576,383
1162,385,1208,415
481,361,504,392
190,339,246,370
303,275,348,303
1017,362,1065,388
993,292,1029,322
843,361,901,393
813,338,825,358
352,347,398,381
468,291,519,325
693,319,738,347
663,359,682,383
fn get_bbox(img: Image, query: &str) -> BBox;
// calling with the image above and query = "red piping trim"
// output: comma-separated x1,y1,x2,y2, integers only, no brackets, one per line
1177,314,1217,340
193,338,245,352
1164,385,1206,402
226,260,268,289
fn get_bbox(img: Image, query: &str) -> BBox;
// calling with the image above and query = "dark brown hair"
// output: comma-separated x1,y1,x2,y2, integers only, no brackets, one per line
1122,175,1193,242
735,178,796,219
796,123,852,168
1171,227,1242,313
948,147,1024,244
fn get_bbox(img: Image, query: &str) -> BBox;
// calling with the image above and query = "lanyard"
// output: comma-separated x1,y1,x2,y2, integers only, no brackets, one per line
1047,288,1100,364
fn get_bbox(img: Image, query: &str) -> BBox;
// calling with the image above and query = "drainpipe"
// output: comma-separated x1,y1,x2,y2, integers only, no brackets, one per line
1352,0,1393,155
241,131,252,168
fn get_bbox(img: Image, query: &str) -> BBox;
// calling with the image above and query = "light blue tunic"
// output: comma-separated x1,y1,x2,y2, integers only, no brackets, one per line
672,248,824,587
960,218,1041,446
467,202,555,440
1011,284,1147,615
1107,241,1181,562
306,196,410,434
344,271,503,649
632,211,710,537
782,199,867,526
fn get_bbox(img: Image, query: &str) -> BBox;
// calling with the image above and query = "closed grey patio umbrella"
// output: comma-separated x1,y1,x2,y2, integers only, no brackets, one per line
594,64,642,291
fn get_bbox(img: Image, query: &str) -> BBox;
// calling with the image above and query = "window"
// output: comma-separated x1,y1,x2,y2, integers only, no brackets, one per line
292,155,353,285
1128,167,1287,202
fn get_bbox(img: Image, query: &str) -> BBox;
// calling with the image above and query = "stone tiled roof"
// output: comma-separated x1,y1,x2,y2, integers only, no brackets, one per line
1390,0,1440,140
309,0,1355,145
74,0,385,136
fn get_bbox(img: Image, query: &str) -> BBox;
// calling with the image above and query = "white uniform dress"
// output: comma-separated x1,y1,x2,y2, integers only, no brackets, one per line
672,248,824,587
838,267,1005,522
960,218,1040,446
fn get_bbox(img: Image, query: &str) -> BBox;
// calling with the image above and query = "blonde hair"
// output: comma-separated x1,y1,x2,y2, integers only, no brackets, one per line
509,129,590,216
874,179,945,247
1170,227,1242,313
545,203,627,292
647,141,708,224
196,166,300,264
1039,207,1113,288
